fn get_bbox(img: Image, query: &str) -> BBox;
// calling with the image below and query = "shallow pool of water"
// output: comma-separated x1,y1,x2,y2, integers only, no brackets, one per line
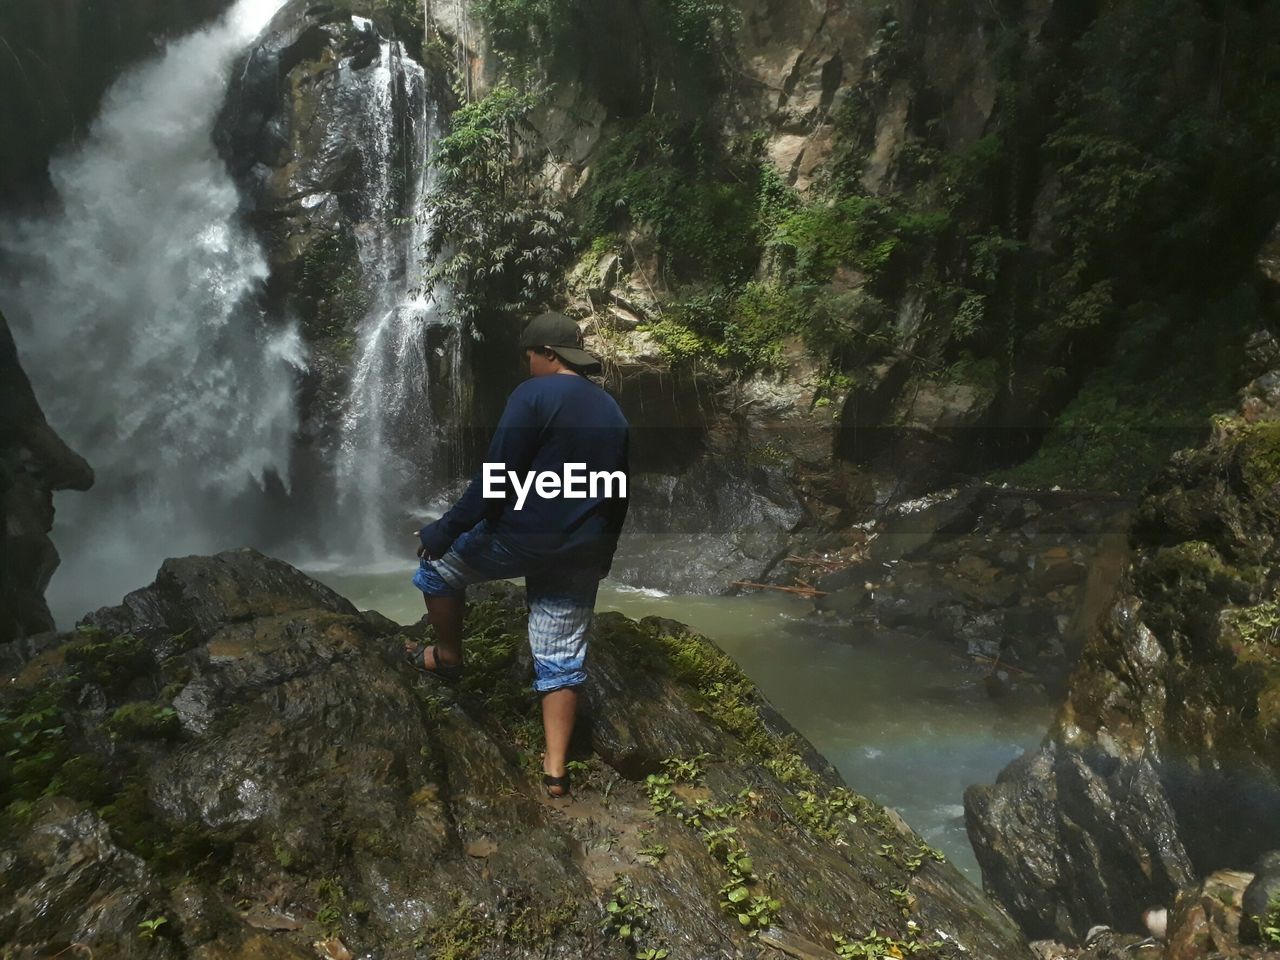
307,563,1052,883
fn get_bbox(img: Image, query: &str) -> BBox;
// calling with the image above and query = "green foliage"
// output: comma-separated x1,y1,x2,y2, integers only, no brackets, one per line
0,631,231,876
640,285,778,371
831,922,943,959
105,702,179,740
472,0,576,57
990,292,1250,492
642,772,681,816
474,0,738,61
136,916,168,940
790,787,862,842
661,752,709,782
413,901,491,959
663,0,740,52
602,876,669,958
1224,601,1280,648
877,840,946,872
702,825,778,934
502,896,578,948
421,84,572,322
1236,419,1280,498
64,631,152,693
586,117,762,281
637,840,668,863
641,283,798,370
765,195,946,286
1261,891,1280,946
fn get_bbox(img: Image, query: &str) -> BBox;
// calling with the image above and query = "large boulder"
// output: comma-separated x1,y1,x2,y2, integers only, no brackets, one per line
965,355,1280,942
0,309,92,644
2,548,1032,958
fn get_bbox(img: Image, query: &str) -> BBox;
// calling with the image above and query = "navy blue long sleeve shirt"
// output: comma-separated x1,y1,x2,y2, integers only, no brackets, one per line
419,372,630,572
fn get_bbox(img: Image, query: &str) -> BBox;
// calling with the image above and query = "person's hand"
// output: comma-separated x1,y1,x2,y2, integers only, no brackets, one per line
415,534,434,561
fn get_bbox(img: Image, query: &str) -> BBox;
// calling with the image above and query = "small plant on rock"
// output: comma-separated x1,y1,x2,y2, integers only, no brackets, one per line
1261,891,1280,946
602,876,669,959
136,916,168,940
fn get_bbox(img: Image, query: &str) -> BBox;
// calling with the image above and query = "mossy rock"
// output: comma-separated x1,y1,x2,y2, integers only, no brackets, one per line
63,632,153,695
105,702,181,741
1143,540,1259,604
1234,420,1280,502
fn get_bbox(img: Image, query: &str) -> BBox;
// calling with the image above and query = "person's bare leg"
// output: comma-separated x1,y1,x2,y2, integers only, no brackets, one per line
404,594,464,668
541,687,578,796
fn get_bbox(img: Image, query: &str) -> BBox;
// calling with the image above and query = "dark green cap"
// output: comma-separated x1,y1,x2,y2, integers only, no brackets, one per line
519,311,601,369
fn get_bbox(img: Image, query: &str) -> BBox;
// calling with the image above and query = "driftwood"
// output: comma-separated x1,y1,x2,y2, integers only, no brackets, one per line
730,580,829,598
782,554,847,572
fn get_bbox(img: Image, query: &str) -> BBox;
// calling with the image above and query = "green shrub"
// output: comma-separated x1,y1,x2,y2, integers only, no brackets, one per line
765,196,947,285
421,84,572,321
585,117,761,281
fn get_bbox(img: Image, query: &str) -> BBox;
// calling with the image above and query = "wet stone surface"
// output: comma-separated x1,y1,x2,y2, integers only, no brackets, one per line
0,549,1031,959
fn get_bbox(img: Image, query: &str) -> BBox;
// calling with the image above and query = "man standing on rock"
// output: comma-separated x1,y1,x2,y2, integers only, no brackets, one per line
406,311,630,799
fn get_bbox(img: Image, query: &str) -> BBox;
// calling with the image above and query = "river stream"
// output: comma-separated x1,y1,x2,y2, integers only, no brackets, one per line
306,561,1052,882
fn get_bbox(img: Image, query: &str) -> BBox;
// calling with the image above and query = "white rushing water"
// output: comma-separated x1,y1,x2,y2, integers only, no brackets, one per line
0,0,298,623
332,29,463,560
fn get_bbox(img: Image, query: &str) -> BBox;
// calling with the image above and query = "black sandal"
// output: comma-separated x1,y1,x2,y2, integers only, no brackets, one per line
543,770,571,798
403,641,463,681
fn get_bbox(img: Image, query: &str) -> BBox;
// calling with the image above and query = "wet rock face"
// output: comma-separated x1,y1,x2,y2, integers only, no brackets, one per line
811,484,1133,689
216,0,421,337
2,548,1031,958
214,0,469,531
610,457,804,596
965,357,1280,943
214,0,442,468
0,310,92,643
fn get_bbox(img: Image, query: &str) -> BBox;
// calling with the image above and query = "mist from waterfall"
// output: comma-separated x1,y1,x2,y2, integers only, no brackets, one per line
331,31,464,562
0,0,299,625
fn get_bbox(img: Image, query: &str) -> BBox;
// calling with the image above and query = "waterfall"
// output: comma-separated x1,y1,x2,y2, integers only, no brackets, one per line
330,28,464,561
0,0,299,624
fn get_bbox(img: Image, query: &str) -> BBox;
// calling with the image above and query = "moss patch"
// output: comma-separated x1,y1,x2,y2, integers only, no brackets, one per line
1235,420,1280,500
105,702,180,741
0,629,233,878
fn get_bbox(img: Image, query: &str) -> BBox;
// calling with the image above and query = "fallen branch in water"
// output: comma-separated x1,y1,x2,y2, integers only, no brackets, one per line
730,580,829,598
782,554,847,572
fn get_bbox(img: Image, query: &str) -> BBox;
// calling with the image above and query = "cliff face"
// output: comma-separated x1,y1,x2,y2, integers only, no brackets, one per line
420,0,1280,517
1,548,1032,958
964,329,1280,943
0,310,92,643
0,0,235,204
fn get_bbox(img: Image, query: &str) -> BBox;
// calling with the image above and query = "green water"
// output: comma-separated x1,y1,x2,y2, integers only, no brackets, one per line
307,563,1052,883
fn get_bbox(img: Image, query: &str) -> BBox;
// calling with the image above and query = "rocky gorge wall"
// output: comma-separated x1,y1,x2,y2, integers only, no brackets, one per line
397,0,1280,605
965,330,1280,944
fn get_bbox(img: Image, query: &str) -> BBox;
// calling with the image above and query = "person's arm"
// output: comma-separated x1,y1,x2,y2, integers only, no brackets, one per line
418,385,542,557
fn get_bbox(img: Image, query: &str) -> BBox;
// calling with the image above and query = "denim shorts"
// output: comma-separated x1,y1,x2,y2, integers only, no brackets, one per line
412,520,601,693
